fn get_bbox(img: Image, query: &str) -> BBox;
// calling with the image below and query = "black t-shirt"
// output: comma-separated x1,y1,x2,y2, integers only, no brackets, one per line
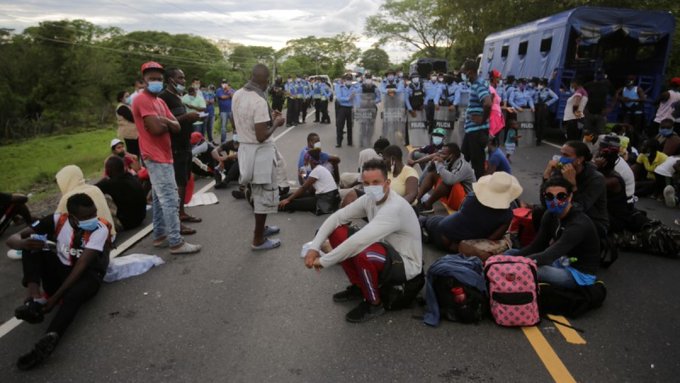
584,80,610,114
158,90,192,152
96,174,147,230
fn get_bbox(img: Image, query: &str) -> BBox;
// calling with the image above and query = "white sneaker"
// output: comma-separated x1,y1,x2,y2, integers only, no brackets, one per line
663,185,676,208
170,242,202,254
7,249,22,260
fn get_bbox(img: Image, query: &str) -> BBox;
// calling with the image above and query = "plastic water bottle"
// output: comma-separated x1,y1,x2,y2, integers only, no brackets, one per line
451,287,466,304
30,234,50,251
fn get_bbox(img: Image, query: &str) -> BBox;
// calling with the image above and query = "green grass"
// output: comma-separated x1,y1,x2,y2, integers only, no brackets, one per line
0,129,115,197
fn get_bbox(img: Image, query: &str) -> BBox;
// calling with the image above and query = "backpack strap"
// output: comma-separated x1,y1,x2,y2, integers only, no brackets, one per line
55,213,69,238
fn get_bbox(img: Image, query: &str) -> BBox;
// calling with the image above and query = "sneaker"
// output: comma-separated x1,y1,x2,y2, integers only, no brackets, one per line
7,249,22,260
332,285,363,303
15,299,45,324
214,182,228,190
345,301,385,323
170,242,202,254
17,332,59,371
663,185,676,208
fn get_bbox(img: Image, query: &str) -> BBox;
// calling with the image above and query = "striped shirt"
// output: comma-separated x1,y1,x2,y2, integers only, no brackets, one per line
464,78,490,133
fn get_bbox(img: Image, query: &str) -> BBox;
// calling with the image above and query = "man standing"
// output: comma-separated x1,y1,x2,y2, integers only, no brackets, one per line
216,79,235,144
233,64,286,251
335,74,355,148
270,76,285,112
424,71,442,131
134,62,200,254
460,59,492,179
285,75,299,127
159,68,203,231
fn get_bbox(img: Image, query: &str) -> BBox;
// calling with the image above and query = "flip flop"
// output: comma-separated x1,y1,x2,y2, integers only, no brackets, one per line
264,226,281,237
251,238,281,251
180,215,202,223
180,226,197,235
153,238,169,248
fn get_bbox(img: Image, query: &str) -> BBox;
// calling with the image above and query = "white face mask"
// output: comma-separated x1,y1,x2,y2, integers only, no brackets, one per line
364,185,386,202
313,141,321,149
432,136,444,145
430,76,437,82
365,79,373,85
412,77,420,84
345,81,352,86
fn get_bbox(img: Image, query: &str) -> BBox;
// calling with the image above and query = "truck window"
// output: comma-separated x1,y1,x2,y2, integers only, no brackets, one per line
518,41,528,57
540,37,552,54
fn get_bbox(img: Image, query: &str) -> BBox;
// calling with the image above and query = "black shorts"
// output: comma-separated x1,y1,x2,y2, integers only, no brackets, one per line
173,151,192,187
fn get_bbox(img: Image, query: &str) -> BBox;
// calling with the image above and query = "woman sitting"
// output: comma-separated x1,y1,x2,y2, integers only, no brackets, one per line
279,150,340,215
516,177,599,289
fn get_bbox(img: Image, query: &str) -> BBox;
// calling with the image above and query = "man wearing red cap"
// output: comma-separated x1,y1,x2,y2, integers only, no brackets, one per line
654,77,680,134
132,61,201,254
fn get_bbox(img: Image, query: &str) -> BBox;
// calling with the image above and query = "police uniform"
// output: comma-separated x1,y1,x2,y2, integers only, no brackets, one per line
534,85,559,144
285,79,299,127
424,77,442,130
335,79,355,147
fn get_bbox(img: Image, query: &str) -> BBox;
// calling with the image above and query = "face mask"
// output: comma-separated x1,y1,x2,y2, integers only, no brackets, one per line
432,136,444,145
232,134,239,142
313,141,321,149
364,185,385,202
287,79,293,83
364,79,373,85
537,85,544,90
430,76,437,82
296,78,301,82
387,75,395,81
461,73,469,82
559,156,575,165
78,217,99,231
345,81,352,86
147,81,163,94
397,72,403,77
304,164,312,173
125,96,132,105
659,128,673,137
545,197,569,216
570,87,575,93
412,77,420,84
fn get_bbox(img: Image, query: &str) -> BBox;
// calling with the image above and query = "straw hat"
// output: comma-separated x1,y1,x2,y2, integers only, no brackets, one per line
472,172,523,209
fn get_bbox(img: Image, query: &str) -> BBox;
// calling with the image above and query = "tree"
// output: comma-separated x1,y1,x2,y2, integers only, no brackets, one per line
282,33,360,75
365,0,452,58
361,48,391,75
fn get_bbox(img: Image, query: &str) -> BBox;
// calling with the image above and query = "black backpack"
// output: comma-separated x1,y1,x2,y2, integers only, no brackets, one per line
538,281,607,318
432,275,486,323
615,220,680,258
378,241,425,311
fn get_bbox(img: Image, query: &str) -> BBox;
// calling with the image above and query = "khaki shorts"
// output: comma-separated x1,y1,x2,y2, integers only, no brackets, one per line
251,183,279,215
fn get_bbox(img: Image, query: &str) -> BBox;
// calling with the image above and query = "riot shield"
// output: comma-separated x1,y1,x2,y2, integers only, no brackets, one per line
452,107,467,147
434,106,457,144
353,93,378,148
382,92,406,147
407,109,429,147
516,109,536,147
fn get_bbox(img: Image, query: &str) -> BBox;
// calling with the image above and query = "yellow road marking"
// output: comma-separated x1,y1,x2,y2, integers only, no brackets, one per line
522,326,577,383
548,315,587,345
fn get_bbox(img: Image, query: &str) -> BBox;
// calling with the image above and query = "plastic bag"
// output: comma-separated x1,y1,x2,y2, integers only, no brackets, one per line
104,253,165,282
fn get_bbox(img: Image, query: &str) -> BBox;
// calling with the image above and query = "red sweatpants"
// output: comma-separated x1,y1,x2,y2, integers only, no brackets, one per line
329,225,387,304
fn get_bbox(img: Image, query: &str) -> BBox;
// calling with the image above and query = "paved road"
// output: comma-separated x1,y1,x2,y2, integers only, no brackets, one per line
0,105,679,382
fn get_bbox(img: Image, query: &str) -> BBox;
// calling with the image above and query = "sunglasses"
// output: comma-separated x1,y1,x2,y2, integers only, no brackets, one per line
544,192,569,201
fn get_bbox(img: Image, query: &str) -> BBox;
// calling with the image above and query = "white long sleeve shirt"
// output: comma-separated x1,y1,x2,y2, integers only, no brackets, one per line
310,190,423,280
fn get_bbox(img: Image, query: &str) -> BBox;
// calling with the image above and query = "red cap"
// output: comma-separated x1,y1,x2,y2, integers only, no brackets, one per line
190,132,204,146
141,61,164,74
671,77,680,86
489,69,501,79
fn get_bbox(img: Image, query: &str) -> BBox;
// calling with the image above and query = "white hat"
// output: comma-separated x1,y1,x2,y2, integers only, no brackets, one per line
110,138,123,149
472,171,523,209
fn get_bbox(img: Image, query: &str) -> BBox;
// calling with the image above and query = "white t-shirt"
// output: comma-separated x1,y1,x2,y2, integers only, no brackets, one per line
232,89,271,144
309,165,338,194
563,89,588,121
655,90,680,123
614,157,636,202
34,214,109,267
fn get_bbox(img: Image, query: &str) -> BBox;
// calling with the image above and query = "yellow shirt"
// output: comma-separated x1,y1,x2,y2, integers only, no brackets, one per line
637,152,668,180
388,165,419,197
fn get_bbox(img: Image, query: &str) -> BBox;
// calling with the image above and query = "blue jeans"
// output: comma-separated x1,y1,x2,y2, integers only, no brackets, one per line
203,109,215,142
537,265,578,289
145,160,183,247
220,111,232,143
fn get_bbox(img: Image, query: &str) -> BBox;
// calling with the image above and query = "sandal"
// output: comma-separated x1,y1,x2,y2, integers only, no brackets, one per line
180,225,197,235
251,238,281,251
264,225,281,237
180,215,202,223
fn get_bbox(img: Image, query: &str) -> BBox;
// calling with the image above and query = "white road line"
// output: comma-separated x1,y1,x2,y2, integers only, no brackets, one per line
272,110,314,142
542,140,562,149
0,318,21,338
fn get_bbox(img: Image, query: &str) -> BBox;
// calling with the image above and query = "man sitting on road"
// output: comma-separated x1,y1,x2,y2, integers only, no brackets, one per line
6,193,112,370
303,159,423,323
297,132,340,184
421,172,520,252
0,192,33,238
212,134,240,189
279,150,340,215
485,136,512,175
407,128,447,172
417,143,476,214
96,156,147,231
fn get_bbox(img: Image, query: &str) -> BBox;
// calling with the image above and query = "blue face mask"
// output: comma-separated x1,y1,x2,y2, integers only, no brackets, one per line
461,73,469,82
559,156,574,165
545,198,569,216
147,81,164,94
387,75,395,81
175,83,186,93
125,95,132,105
78,217,99,231
659,128,673,137
364,185,386,202
432,136,444,145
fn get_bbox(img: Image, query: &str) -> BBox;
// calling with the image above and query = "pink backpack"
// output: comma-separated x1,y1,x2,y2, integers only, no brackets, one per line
484,255,539,327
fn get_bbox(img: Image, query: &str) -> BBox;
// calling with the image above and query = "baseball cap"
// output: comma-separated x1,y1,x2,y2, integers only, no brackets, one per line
489,69,501,79
432,128,447,137
141,61,164,74
110,138,123,149
671,77,680,86
190,132,204,146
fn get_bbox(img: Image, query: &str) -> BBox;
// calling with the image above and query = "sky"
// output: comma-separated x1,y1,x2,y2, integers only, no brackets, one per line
0,0,412,63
